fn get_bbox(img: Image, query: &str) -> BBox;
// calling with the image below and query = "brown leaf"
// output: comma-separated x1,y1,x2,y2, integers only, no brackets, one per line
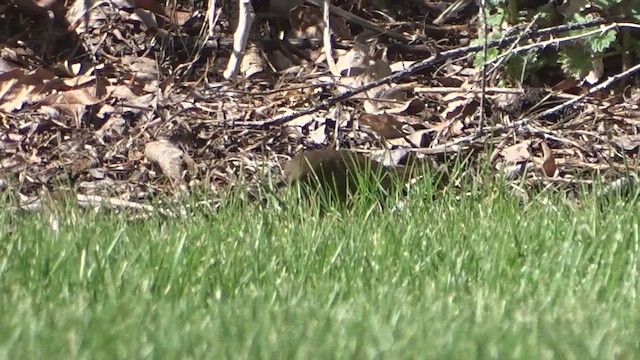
0,68,54,112
41,87,102,119
540,141,557,177
431,119,463,137
335,42,369,76
384,98,425,115
440,90,478,119
615,135,640,151
144,140,195,181
501,141,531,163
359,113,407,139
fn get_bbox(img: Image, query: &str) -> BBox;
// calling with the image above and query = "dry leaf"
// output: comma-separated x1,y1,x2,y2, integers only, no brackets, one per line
615,135,640,151
0,68,54,112
335,42,369,76
431,119,463,137
440,91,478,119
404,129,431,147
501,141,531,163
241,44,268,79
122,55,159,82
384,98,425,115
540,141,557,177
359,113,407,139
144,140,195,181
585,57,604,85
386,137,412,147
309,124,327,144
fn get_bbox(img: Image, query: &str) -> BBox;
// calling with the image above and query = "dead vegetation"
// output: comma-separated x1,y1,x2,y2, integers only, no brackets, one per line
1,0,639,216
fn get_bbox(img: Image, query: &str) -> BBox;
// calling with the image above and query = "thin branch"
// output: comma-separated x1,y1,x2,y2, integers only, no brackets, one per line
243,17,617,128
223,0,254,80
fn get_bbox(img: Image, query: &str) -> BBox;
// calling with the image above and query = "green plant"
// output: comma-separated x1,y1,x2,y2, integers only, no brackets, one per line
476,0,640,83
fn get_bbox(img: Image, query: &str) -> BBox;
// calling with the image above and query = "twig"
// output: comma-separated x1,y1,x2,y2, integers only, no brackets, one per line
322,0,339,76
493,61,640,132
414,86,525,94
478,0,488,134
410,58,640,155
223,0,254,80
305,0,415,42
433,0,473,25
206,0,218,39
487,23,620,67
242,17,615,128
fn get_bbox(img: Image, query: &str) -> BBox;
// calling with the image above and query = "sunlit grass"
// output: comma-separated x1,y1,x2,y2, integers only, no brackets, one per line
1,177,639,359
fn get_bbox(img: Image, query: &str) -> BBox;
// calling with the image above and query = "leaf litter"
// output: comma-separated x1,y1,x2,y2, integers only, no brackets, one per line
0,0,639,220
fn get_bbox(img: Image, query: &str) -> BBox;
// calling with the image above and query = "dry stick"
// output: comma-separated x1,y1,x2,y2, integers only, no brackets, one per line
205,0,218,39
372,27,640,156
429,61,640,154
486,3,549,77
322,0,339,76
244,17,616,128
223,0,254,80
478,1,488,135
415,86,525,94
509,61,640,131
487,23,620,68
305,0,414,42
433,0,473,25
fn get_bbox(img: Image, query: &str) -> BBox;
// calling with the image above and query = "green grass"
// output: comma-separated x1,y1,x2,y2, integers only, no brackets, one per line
1,179,639,359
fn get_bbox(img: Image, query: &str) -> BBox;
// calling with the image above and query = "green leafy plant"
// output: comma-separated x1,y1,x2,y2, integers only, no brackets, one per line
476,0,640,84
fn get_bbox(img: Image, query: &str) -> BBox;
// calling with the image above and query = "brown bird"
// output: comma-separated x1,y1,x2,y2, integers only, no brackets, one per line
279,148,435,203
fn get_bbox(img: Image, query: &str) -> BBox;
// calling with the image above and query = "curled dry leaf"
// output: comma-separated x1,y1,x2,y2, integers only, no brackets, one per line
540,141,557,177
615,134,640,151
440,90,478,120
359,113,407,139
335,42,369,76
431,119,463,137
384,98,425,115
241,44,269,79
0,68,54,112
144,140,196,181
501,141,532,163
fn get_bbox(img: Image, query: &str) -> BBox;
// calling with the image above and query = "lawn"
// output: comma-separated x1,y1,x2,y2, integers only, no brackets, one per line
1,179,639,359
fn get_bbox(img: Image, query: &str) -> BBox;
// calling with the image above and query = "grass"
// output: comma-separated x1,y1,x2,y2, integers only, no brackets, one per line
1,177,639,359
